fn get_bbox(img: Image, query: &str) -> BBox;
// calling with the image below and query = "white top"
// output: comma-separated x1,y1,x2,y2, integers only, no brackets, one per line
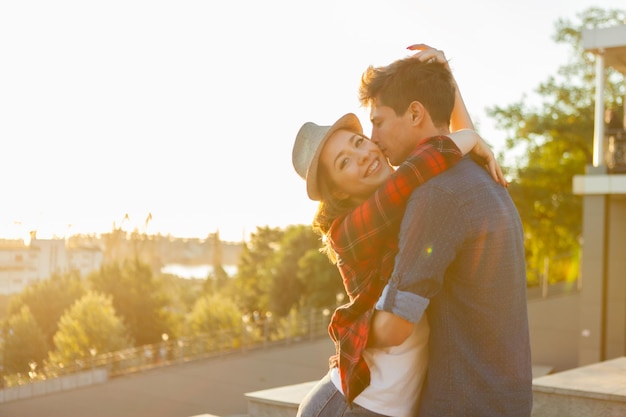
330,313,430,417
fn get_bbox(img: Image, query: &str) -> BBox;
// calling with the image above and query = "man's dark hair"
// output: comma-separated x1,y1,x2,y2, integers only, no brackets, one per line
359,58,456,128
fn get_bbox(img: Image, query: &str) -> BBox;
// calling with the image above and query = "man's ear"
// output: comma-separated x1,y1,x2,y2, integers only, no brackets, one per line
408,101,426,126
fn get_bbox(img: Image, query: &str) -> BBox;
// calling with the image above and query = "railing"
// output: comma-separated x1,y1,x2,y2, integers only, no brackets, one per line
605,129,626,173
2,306,334,388
1,275,585,390
526,280,581,300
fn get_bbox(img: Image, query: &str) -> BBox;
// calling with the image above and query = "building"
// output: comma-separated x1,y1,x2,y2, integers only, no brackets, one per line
0,233,103,295
0,239,39,295
573,23,626,365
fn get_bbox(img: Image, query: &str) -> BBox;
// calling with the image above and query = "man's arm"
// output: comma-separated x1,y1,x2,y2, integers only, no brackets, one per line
367,310,413,348
372,177,463,345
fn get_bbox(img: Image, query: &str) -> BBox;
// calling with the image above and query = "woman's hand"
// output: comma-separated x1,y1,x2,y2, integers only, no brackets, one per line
406,43,450,70
407,43,505,185
471,137,508,187
407,43,474,131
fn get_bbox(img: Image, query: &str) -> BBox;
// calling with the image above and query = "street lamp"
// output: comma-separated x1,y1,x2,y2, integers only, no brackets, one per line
89,347,97,382
161,333,169,363
28,361,37,380
241,314,251,351
264,312,273,345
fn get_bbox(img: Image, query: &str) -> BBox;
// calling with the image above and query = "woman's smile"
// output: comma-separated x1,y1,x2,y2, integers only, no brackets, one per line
365,158,380,177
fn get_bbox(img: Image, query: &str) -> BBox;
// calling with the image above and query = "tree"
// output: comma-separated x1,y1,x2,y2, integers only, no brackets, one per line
89,259,172,345
2,306,49,374
48,291,133,365
297,248,345,309
159,273,203,337
487,7,626,285
270,225,342,315
7,271,85,346
266,225,307,316
234,226,285,313
203,230,230,293
233,225,342,317
185,294,242,336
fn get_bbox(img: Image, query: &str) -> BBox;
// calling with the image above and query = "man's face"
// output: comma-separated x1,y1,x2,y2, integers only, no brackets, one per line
369,103,416,166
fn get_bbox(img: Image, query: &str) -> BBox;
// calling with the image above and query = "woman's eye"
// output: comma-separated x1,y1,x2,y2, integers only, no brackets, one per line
356,137,364,146
339,158,349,169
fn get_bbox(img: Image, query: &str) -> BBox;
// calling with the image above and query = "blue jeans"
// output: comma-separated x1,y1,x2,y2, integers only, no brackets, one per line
296,372,389,417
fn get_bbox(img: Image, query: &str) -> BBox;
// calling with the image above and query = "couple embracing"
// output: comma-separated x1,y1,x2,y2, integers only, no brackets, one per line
291,45,532,417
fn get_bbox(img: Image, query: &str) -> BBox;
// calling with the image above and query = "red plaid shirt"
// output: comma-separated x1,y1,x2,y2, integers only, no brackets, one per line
327,136,463,404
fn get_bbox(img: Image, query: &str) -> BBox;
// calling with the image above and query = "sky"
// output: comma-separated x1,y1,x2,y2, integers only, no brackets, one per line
1,0,624,242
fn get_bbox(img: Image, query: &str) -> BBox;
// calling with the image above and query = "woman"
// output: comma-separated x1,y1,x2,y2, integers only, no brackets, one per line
292,46,505,417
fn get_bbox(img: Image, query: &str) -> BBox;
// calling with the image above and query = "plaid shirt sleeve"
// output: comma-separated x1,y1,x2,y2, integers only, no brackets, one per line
329,136,463,271
327,136,463,405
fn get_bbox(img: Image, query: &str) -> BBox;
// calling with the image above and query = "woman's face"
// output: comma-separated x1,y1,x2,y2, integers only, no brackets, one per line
319,129,393,202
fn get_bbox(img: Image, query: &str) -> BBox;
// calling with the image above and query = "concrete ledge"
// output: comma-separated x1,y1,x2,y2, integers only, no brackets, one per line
246,381,316,417
245,365,554,417
532,357,626,417
245,360,624,417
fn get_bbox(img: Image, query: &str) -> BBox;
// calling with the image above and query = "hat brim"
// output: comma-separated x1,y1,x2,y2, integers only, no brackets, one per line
306,113,362,200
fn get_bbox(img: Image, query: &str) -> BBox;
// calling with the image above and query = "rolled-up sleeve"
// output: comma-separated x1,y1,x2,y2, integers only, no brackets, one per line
376,176,465,323
375,278,430,323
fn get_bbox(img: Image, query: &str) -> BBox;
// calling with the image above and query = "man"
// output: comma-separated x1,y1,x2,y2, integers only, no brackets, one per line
361,49,533,416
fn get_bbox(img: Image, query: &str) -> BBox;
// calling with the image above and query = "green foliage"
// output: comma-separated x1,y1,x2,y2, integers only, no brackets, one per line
271,225,343,315
2,306,49,374
159,274,204,337
234,226,285,313
297,248,345,308
203,230,231,293
185,294,242,336
268,225,312,316
48,291,133,365
203,266,230,294
7,272,85,346
89,259,173,346
0,294,13,322
487,7,625,285
234,225,344,317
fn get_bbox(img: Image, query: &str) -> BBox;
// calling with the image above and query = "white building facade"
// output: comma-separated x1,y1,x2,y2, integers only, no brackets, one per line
0,237,103,295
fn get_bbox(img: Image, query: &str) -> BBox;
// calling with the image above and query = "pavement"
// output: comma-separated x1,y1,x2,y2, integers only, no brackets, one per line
0,337,335,417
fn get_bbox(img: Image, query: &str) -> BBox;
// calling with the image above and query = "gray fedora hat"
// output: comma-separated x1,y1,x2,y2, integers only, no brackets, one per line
292,113,362,201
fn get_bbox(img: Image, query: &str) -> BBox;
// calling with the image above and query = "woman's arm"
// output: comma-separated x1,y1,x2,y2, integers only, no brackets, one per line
407,44,506,185
330,136,464,261
406,44,473,131
448,130,506,185
331,129,504,264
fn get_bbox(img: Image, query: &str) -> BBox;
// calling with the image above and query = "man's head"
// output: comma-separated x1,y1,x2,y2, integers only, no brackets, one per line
359,57,455,165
